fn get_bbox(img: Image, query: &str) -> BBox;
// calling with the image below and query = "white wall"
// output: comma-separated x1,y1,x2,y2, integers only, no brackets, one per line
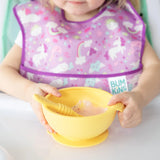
0,0,8,62
146,0,160,57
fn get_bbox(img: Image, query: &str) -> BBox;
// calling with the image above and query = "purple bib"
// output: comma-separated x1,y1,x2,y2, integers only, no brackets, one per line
13,0,145,94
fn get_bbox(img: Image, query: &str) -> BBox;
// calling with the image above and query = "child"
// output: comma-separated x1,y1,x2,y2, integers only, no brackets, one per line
0,0,160,133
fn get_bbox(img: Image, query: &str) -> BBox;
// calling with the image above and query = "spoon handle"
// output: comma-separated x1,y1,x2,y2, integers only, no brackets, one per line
107,103,124,112
33,94,81,116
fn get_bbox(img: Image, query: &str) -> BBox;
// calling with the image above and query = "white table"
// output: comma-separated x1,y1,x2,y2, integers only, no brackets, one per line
0,92,160,160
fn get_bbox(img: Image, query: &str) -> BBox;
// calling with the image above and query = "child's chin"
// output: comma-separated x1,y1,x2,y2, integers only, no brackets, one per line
65,7,89,16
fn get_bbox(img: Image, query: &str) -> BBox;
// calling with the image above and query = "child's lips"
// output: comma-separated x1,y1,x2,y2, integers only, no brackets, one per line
68,1,85,5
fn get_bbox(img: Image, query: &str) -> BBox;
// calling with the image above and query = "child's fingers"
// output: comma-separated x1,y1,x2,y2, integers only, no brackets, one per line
118,107,142,128
31,99,55,133
122,105,134,120
39,83,61,97
118,112,133,128
108,92,143,128
108,92,128,106
118,104,133,126
37,107,55,133
119,113,141,128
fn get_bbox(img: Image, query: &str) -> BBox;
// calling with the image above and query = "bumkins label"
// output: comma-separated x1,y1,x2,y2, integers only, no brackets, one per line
108,76,128,95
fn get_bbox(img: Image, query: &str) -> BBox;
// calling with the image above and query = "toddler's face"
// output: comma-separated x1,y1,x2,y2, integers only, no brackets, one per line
52,0,105,15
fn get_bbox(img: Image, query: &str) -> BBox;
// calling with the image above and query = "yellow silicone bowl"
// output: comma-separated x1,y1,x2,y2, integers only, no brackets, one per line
42,87,124,144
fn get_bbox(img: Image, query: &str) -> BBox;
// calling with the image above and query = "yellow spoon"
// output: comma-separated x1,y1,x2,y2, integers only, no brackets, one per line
107,103,124,112
33,94,81,117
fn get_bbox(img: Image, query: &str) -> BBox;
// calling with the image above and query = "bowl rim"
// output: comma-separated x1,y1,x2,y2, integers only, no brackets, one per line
43,87,114,119
42,104,112,119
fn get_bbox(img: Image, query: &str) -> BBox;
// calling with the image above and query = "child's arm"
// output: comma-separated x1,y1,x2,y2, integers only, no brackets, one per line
108,38,160,128
0,44,34,101
132,39,160,105
0,44,61,133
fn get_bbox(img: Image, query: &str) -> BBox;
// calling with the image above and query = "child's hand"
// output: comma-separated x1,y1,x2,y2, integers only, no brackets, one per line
26,83,61,133
108,91,144,128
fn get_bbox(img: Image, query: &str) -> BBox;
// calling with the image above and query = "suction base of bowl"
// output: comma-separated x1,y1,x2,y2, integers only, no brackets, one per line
50,130,109,148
